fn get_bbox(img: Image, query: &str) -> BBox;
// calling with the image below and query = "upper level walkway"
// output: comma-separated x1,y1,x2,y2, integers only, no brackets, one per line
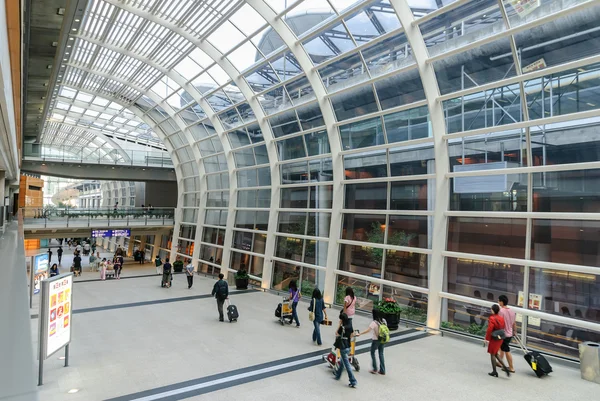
21,146,176,182
22,207,175,231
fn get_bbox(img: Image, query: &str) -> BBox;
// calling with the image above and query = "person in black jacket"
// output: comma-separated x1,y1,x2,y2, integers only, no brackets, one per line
211,274,229,322
72,253,82,277
57,246,63,265
161,258,172,288
334,312,357,388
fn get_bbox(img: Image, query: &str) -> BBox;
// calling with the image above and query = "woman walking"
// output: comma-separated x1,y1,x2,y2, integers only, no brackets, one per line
287,280,301,327
485,304,511,378
343,287,356,323
308,288,327,345
358,309,387,375
100,258,107,280
334,312,357,388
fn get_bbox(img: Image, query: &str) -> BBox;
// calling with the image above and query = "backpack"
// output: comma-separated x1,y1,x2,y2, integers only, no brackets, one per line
378,321,390,344
216,281,228,300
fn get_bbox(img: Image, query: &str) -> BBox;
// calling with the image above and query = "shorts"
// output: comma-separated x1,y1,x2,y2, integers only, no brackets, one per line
501,336,512,352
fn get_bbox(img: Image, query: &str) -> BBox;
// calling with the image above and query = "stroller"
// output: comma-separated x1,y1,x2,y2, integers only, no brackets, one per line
323,330,360,372
161,271,172,288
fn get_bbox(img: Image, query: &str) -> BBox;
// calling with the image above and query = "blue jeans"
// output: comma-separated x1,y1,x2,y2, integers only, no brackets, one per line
289,301,300,326
335,348,357,386
312,320,322,345
370,340,386,374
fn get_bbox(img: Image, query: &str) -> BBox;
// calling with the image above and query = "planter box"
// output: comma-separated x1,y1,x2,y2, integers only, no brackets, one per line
380,312,401,331
235,277,249,290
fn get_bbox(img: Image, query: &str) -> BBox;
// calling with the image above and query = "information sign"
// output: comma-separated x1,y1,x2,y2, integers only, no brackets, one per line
92,228,131,238
44,274,73,358
33,253,49,294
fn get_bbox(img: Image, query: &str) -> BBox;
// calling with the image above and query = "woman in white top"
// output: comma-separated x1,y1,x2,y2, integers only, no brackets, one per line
358,309,387,375
99,258,108,281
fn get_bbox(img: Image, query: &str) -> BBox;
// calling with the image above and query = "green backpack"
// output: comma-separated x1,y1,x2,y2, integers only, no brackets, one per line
378,321,390,344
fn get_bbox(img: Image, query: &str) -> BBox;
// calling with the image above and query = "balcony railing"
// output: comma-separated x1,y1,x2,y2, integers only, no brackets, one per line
21,207,175,229
24,146,173,167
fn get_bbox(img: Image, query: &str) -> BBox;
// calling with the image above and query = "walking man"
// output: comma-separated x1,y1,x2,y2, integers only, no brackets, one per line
161,258,172,288
498,295,517,373
155,255,162,274
47,248,53,263
57,246,63,265
185,259,194,289
211,274,229,322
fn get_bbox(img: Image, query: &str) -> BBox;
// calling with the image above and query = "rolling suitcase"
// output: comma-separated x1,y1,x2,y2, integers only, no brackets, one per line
227,299,239,322
275,303,282,318
515,336,552,378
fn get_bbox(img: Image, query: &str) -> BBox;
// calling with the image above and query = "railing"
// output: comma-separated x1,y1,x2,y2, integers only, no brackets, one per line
21,207,175,229
23,146,173,167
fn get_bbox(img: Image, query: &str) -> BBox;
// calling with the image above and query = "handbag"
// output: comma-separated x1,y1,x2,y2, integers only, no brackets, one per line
491,329,506,340
333,326,346,349
309,298,315,322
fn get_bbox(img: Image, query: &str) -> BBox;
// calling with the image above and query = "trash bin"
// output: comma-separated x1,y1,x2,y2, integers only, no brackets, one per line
579,341,600,384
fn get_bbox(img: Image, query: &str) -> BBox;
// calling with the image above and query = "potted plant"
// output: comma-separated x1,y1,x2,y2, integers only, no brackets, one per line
173,258,184,273
374,297,402,330
235,269,250,290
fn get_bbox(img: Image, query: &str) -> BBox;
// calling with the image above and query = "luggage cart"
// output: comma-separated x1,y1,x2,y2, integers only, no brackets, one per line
279,297,293,326
323,330,360,372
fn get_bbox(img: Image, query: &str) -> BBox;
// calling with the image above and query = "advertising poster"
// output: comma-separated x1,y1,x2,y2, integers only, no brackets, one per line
516,290,543,327
45,274,73,358
368,283,381,296
33,253,49,294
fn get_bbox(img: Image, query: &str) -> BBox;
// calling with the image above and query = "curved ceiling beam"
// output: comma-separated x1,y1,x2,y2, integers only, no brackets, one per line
45,84,185,199
51,95,153,137
104,0,281,278
55,82,168,149
44,121,132,162
388,0,449,329
245,0,346,293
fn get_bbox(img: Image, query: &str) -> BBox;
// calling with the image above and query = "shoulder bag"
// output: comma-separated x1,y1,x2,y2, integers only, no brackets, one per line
309,298,315,322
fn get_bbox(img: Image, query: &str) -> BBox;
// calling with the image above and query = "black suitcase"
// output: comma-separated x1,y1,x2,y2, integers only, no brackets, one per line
516,336,552,378
275,303,282,318
524,351,552,378
227,301,239,322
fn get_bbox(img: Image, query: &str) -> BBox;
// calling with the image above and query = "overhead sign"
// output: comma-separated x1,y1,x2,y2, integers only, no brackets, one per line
91,229,131,238
33,253,49,295
40,273,73,359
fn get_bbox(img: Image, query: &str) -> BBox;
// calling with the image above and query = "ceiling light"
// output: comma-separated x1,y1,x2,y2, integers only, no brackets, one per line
52,42,58,47
42,163,46,166
75,19,80,22
72,29,77,32
57,8,65,15
67,389,79,394
47,65,52,69
63,58,68,61
67,45,71,48
69,37,74,41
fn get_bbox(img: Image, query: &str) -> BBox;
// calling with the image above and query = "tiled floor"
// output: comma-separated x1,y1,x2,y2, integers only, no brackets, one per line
30,274,598,401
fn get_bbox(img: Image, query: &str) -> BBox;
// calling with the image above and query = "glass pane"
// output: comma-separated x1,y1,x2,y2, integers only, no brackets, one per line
532,220,600,267
344,182,387,210
448,217,527,259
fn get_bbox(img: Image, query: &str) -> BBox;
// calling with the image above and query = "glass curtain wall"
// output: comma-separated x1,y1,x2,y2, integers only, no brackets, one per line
40,0,600,361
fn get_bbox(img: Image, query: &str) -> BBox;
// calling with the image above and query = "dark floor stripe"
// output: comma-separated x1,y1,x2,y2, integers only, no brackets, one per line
74,272,185,283
104,329,428,401
30,289,259,318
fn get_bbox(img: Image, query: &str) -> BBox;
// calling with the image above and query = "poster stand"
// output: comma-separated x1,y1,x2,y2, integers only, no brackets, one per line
38,272,73,386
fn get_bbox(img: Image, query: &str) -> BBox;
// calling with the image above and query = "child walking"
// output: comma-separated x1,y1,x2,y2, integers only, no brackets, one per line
358,309,388,375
